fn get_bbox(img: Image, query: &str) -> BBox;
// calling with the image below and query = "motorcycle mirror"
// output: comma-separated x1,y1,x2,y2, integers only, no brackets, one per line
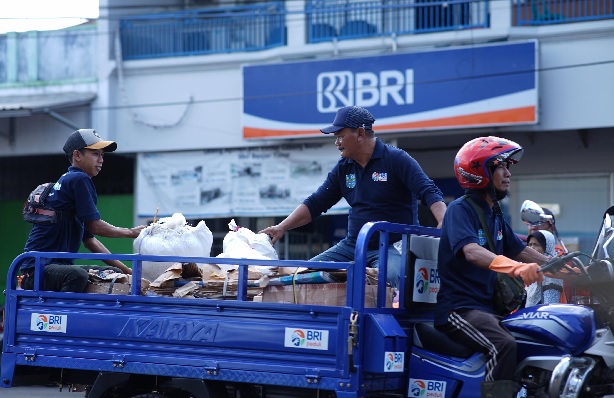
521,200,553,226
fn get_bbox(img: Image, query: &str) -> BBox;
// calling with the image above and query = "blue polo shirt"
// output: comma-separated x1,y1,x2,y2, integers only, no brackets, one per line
303,138,444,247
23,166,101,267
434,194,526,326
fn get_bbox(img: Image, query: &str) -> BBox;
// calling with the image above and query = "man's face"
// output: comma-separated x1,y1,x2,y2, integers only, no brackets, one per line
333,128,359,159
491,162,511,192
73,148,105,177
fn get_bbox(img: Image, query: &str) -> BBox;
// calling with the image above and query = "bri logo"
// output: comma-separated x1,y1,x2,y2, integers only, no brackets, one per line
291,329,306,347
372,172,387,182
36,314,48,331
409,379,426,396
316,69,414,112
284,327,329,351
384,351,404,372
409,378,447,398
30,313,67,333
415,268,429,294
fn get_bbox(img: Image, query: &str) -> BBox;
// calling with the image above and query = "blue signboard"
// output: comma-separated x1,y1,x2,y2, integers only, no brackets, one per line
243,40,537,139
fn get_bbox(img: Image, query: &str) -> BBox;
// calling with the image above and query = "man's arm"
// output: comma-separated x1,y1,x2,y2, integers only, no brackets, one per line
86,219,145,239
430,201,447,228
258,204,312,244
83,237,133,274
462,242,498,269
515,246,548,265
463,242,542,286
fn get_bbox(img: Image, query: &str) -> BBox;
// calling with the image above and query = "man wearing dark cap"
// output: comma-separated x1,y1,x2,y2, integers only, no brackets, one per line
260,106,446,288
21,129,146,293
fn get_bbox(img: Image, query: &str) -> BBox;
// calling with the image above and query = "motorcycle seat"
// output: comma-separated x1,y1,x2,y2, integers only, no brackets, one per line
413,322,475,358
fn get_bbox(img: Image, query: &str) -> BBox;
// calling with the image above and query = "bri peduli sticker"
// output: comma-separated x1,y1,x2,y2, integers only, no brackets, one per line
408,378,447,397
384,351,404,372
284,327,329,350
30,313,68,333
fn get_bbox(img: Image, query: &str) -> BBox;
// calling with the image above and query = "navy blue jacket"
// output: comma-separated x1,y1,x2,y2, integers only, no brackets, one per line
303,138,444,247
434,193,526,326
23,166,101,267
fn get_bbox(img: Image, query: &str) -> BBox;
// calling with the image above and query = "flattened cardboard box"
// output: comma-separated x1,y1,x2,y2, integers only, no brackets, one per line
262,283,393,307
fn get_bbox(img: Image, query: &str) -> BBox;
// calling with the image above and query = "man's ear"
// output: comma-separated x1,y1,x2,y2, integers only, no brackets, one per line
72,149,82,164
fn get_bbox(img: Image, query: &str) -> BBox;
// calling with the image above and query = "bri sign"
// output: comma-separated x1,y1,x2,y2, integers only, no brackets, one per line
242,41,537,139
409,379,447,398
30,313,68,333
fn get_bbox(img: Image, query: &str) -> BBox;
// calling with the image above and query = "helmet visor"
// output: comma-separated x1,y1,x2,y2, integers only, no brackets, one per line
495,148,524,165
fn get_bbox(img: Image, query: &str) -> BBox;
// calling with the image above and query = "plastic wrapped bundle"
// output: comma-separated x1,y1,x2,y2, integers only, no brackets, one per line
134,213,213,282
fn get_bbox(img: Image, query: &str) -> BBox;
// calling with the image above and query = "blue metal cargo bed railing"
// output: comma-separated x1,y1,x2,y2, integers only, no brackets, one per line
2,222,440,397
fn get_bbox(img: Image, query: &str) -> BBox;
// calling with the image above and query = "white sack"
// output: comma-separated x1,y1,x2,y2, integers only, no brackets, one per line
134,213,213,282
220,219,278,275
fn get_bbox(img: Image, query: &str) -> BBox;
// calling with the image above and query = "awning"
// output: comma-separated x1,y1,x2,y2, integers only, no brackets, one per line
0,92,96,118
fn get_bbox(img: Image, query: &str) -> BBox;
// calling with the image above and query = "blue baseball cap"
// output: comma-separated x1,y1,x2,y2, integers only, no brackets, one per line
320,106,376,134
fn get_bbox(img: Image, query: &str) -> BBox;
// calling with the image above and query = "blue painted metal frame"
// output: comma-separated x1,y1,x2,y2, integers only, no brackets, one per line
120,2,286,60
516,0,614,26
306,0,489,43
2,222,440,397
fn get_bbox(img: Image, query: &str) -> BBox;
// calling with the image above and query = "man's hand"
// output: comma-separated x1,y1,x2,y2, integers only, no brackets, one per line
258,225,285,245
489,255,543,286
129,225,147,238
547,260,583,281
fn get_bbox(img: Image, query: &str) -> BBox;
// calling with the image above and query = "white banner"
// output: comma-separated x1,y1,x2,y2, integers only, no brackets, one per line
136,144,349,219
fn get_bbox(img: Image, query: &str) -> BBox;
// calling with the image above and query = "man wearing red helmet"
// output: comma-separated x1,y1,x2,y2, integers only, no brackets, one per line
434,136,549,397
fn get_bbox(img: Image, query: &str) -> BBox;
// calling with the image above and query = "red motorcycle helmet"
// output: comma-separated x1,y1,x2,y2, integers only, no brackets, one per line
454,136,524,189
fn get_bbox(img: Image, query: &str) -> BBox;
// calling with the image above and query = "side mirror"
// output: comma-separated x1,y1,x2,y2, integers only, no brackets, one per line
520,200,553,226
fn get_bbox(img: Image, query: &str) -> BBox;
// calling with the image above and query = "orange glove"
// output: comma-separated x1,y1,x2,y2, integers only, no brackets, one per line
489,255,543,286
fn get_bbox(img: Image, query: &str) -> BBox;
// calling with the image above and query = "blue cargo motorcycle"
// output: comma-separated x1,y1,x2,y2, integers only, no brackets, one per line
408,206,614,398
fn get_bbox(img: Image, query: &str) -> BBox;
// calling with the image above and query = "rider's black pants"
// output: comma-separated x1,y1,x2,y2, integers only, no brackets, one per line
438,308,516,381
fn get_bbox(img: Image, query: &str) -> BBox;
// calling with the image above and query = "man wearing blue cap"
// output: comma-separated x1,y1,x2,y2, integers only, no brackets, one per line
260,106,446,288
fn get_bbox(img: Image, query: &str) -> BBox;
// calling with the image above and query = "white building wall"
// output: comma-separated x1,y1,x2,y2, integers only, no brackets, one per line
97,7,614,153
1,4,612,157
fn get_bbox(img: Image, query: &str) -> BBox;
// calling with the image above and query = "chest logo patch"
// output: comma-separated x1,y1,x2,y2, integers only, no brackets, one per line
478,229,487,246
346,174,356,188
372,172,387,182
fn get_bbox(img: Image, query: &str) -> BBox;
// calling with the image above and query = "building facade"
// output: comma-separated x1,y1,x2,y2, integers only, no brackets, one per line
1,0,613,259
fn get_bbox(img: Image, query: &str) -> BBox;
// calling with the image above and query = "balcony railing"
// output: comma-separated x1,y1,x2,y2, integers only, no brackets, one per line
120,2,286,60
515,0,613,25
117,0,613,60
306,0,489,43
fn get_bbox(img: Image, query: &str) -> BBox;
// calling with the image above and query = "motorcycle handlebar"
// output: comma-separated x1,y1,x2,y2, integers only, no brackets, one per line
540,251,585,274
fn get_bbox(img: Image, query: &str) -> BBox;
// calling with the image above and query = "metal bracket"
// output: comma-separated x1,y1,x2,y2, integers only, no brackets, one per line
204,362,219,376
306,369,321,384
112,355,126,368
24,349,37,362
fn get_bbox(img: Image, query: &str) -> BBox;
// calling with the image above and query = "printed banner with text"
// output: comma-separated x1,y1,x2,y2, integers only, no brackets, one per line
137,144,349,219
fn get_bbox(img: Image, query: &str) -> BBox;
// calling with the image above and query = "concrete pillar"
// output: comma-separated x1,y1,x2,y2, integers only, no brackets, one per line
490,0,512,30
286,0,306,47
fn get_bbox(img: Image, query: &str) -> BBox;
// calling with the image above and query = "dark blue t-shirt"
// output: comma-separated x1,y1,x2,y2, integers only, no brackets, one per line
434,194,526,326
23,166,101,267
303,138,444,247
